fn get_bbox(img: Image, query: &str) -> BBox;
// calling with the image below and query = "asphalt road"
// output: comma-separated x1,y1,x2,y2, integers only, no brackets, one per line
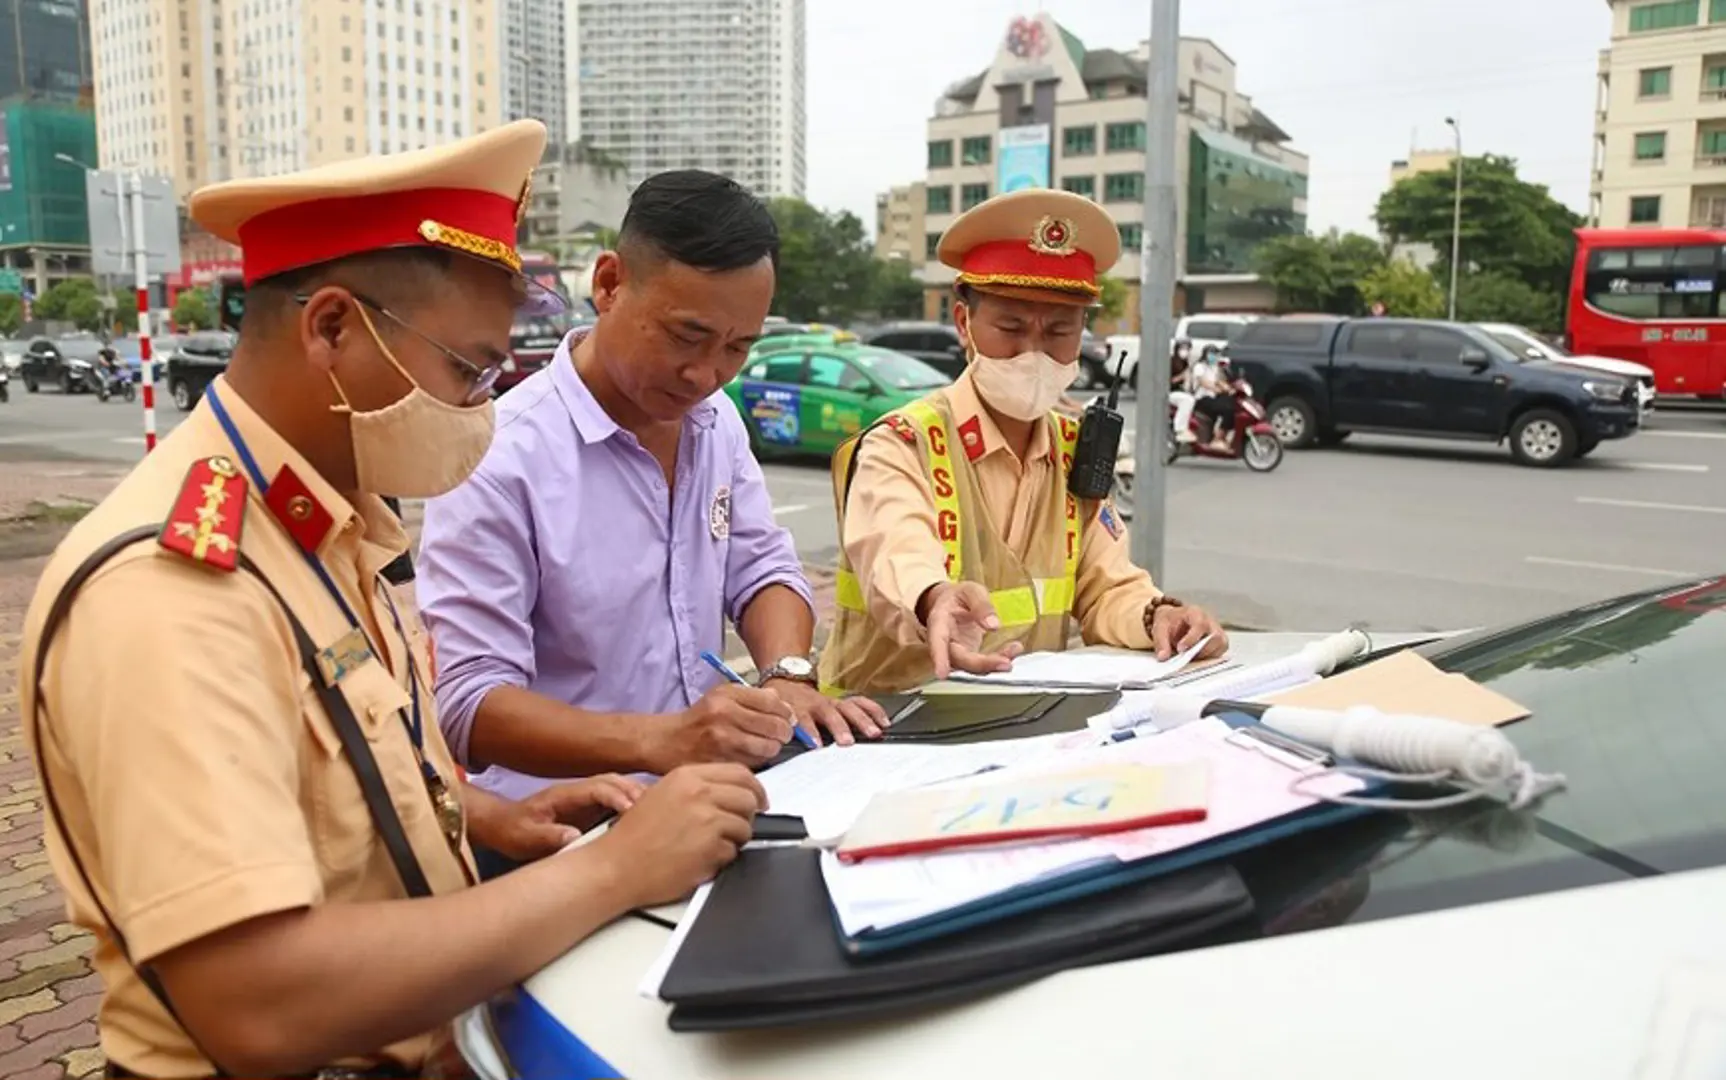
6,382,1724,634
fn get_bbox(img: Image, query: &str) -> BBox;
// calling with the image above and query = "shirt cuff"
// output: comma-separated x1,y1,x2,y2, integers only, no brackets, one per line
878,567,949,647
733,573,815,624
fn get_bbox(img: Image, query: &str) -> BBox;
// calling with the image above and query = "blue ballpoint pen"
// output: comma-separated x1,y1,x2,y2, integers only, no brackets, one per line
699,650,819,750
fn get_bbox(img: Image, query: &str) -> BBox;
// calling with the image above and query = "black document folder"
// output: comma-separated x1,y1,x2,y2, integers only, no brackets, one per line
658,845,1253,1032
759,690,1120,772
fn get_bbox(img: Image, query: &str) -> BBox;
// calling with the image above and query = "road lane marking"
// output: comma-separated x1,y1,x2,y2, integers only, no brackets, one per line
1577,496,1726,515
1525,556,1698,579
772,503,812,516
1642,430,1726,441
1620,462,1710,473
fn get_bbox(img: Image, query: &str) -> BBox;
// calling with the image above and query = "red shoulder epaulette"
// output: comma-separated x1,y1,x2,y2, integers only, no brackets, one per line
158,455,247,572
883,413,918,445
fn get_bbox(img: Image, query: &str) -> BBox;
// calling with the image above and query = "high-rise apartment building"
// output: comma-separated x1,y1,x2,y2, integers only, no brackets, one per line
1592,0,1726,228
573,0,805,198
500,0,565,146
92,0,503,198
919,13,1309,330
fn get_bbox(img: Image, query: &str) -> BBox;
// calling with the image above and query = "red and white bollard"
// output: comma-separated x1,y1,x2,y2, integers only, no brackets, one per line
128,173,157,453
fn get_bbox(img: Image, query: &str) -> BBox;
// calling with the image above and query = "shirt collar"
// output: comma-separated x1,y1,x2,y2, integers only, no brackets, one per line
203,375,405,556
553,326,719,444
950,367,1056,465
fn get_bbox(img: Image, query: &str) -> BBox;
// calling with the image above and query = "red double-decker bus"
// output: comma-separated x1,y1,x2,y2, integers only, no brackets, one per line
1568,227,1726,399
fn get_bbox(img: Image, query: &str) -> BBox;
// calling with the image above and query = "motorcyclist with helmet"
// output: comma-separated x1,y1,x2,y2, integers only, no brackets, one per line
1190,344,1237,452
1167,338,1197,443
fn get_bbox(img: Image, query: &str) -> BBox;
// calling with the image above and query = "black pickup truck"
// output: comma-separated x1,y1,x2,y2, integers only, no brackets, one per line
1225,317,1641,467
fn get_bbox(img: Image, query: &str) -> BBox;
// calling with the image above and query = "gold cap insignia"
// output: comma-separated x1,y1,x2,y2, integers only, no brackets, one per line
1029,215,1077,257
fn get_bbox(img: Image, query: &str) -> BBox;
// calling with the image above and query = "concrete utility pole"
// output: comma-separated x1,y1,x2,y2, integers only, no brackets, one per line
1130,0,1181,583
1445,116,1463,321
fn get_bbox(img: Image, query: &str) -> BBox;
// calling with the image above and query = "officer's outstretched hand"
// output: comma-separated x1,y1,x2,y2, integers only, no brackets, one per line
486,774,646,862
921,581,1024,680
600,764,765,908
654,683,796,771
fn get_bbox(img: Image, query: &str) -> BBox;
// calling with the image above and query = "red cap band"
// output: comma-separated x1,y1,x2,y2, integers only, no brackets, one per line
956,239,1099,296
236,187,520,285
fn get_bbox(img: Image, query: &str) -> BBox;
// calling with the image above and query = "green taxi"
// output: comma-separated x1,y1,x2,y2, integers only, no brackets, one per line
726,331,953,457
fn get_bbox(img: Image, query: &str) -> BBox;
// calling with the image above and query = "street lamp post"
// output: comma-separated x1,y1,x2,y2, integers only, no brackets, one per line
1444,117,1463,321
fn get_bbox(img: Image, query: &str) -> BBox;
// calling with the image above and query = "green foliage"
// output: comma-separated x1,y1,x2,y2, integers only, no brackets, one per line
1088,276,1128,328
1252,230,1389,314
1454,270,1564,334
867,258,924,320
0,294,21,336
769,197,922,324
33,278,111,332
1359,260,1445,319
172,287,214,330
1374,154,1583,296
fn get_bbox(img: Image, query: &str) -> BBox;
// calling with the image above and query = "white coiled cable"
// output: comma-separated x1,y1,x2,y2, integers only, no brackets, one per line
1259,704,1566,811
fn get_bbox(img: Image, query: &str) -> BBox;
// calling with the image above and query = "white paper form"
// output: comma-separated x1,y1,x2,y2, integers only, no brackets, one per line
820,718,1365,938
757,735,1070,843
945,634,1213,690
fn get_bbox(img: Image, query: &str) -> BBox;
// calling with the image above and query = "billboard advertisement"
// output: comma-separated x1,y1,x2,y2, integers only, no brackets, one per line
998,124,1050,194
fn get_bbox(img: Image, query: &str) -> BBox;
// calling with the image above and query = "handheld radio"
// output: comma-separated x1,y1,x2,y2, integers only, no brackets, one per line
1067,346,1131,500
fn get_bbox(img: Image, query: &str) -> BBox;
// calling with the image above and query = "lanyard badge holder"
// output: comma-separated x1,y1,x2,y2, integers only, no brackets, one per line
1068,346,1130,500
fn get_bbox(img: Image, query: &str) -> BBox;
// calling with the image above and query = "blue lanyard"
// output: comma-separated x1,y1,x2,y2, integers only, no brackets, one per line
205,385,429,760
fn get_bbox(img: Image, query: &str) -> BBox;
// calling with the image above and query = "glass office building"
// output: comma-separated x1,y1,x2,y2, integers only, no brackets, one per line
1185,128,1307,277
0,0,91,103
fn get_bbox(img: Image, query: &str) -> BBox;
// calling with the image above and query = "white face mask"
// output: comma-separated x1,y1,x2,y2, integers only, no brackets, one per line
968,347,1078,421
330,305,498,498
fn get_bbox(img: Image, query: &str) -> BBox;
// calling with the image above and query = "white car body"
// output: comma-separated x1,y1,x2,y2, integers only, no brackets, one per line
1106,314,1261,386
1475,322,1657,412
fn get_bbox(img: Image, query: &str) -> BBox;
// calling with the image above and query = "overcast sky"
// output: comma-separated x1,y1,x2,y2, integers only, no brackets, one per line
806,0,1610,236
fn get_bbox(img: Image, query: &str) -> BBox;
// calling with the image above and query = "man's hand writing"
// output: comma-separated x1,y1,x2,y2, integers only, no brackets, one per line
649,683,795,771
764,678,887,747
920,581,1023,680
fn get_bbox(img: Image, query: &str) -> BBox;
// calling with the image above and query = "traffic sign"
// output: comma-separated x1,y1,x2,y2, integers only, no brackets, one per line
0,269,23,295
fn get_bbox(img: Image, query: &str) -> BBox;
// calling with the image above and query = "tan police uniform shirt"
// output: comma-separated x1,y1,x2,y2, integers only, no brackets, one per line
21,376,474,1078
844,369,1163,651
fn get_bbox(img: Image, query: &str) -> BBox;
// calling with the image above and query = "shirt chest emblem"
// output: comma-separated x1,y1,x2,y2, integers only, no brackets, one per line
709,484,732,540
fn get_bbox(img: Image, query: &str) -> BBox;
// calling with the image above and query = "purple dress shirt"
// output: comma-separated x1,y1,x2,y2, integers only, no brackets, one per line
416,335,813,801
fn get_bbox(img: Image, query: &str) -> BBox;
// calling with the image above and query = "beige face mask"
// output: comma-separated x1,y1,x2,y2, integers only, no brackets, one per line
328,305,497,498
968,346,1079,421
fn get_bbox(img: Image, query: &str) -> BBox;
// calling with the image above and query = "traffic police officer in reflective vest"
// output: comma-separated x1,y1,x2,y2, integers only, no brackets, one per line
22,121,765,1079
819,189,1229,695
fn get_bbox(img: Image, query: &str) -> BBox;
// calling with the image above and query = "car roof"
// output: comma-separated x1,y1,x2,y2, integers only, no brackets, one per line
750,330,862,353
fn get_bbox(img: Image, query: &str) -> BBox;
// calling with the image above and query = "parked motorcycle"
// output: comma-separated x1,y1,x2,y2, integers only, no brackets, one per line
1166,379,1282,472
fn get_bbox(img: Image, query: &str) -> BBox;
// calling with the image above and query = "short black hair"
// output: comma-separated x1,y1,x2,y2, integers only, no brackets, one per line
241,247,455,334
616,170,779,274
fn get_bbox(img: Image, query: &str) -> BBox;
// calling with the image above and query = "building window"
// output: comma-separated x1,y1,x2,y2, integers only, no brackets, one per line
1062,175,1096,198
960,183,990,210
1635,131,1667,160
344,106,354,121
1714,0,1726,19
960,136,992,165
1702,129,1726,155
925,232,941,260
1639,66,1673,97
1104,173,1144,203
927,185,952,214
1629,195,1662,223
1063,125,1095,157
1118,222,1142,250
342,46,352,61
1629,0,1699,31
928,139,953,169
1105,121,1145,153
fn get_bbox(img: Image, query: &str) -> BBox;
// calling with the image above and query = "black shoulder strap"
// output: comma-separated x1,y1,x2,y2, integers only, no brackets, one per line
30,527,435,1072
836,418,895,519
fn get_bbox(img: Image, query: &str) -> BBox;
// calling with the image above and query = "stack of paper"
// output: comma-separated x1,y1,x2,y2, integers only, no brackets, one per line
943,634,1214,691
819,718,1365,938
755,735,1070,842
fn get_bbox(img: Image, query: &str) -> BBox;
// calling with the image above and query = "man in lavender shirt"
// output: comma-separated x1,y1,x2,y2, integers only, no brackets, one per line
417,172,887,874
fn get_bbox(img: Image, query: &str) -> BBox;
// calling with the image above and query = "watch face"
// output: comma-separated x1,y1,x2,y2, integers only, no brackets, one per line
775,656,815,677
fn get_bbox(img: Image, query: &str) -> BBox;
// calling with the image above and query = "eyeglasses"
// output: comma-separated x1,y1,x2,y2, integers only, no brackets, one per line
295,291,502,404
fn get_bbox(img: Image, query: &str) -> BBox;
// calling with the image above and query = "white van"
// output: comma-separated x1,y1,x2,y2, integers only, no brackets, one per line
1107,313,1260,387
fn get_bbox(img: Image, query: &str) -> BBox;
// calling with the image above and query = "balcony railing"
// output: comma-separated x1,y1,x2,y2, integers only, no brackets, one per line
1703,86,1726,101
1698,152,1726,167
